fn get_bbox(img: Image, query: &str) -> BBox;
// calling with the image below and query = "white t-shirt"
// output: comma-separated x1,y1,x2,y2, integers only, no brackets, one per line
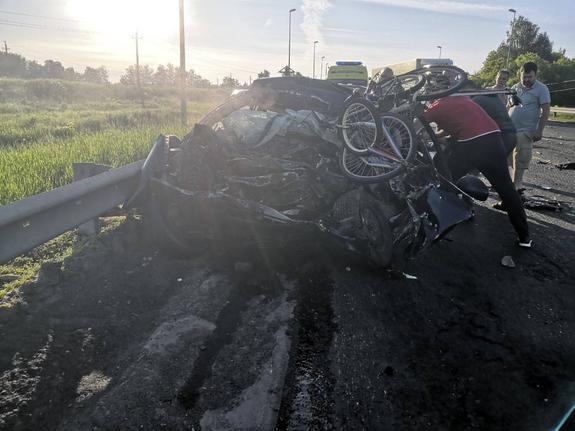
509,80,551,132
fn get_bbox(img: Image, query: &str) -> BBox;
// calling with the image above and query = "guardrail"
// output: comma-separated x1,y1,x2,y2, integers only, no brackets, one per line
0,135,169,264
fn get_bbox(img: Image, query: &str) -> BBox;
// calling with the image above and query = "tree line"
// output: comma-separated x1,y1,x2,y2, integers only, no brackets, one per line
475,16,575,106
0,52,109,83
0,51,240,88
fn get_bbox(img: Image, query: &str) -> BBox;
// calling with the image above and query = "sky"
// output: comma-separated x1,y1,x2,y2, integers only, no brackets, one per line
0,0,574,83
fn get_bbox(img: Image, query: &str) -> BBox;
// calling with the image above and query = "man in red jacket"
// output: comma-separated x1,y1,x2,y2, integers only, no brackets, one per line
423,95,531,248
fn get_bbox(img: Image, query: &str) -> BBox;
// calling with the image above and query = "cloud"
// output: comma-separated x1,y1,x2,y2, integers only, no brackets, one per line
264,18,273,28
322,27,365,34
300,0,332,46
356,0,508,16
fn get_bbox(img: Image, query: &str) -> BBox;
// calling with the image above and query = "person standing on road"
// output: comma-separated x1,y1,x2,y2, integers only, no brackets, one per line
466,80,517,156
508,62,551,193
489,69,511,105
423,95,532,248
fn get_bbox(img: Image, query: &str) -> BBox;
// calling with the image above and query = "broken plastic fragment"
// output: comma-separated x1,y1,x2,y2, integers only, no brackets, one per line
501,255,515,268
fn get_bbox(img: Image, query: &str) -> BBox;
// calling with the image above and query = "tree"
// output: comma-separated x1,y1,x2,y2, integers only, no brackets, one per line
43,60,65,79
475,16,575,106
63,67,79,81
476,16,563,85
120,65,153,85
257,69,270,79
0,52,27,77
509,17,553,62
221,76,239,87
83,66,109,84
186,69,211,88
153,64,172,86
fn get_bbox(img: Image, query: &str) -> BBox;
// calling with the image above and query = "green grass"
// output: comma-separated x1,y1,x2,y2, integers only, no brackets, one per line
0,217,125,305
0,84,227,205
0,80,229,302
550,111,575,122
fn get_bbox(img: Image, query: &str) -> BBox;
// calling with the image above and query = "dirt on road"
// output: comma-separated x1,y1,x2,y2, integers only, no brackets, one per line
0,123,574,431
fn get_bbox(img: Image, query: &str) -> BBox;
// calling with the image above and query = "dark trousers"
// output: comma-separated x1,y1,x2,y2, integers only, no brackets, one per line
502,132,517,156
448,132,529,241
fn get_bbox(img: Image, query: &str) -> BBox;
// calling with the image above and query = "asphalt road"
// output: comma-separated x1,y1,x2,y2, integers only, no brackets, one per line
0,123,574,431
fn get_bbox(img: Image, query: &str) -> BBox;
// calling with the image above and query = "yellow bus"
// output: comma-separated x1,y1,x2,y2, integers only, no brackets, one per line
327,61,368,86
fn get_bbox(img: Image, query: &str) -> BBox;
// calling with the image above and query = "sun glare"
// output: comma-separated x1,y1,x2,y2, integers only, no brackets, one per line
66,0,179,38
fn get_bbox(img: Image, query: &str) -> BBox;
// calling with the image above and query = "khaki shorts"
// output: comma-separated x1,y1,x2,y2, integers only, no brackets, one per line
511,131,534,171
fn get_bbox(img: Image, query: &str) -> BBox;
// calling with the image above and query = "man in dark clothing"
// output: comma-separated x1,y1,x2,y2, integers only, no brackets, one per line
472,93,517,155
423,96,531,247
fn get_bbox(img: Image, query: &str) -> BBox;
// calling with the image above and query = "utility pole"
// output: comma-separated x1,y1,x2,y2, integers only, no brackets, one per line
506,8,517,70
2,41,8,54
133,30,144,108
313,40,318,78
179,0,187,126
320,56,325,79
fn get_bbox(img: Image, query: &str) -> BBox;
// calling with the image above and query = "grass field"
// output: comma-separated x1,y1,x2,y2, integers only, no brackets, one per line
0,79,228,205
0,79,229,301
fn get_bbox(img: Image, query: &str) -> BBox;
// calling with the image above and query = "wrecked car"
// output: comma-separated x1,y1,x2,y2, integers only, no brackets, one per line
137,76,487,268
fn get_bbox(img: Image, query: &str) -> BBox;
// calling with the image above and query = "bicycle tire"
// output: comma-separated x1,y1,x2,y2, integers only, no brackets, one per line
412,65,468,101
339,113,417,182
338,98,382,154
379,73,426,98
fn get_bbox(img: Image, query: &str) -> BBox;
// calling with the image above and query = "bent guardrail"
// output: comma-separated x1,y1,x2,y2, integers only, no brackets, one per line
0,135,172,264
0,160,143,264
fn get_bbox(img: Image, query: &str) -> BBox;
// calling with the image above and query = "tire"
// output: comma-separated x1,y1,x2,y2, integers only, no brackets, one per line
359,197,393,268
378,73,426,98
339,113,417,182
412,65,468,101
142,186,207,256
338,98,382,154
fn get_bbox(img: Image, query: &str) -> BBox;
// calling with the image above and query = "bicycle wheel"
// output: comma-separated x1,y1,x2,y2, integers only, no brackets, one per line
339,114,416,182
338,98,382,154
379,73,426,98
413,65,467,101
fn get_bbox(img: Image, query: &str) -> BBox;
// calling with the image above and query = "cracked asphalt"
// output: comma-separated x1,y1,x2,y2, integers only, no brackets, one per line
0,123,573,431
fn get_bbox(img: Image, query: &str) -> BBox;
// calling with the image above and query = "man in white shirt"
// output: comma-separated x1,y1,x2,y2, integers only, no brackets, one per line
508,62,551,192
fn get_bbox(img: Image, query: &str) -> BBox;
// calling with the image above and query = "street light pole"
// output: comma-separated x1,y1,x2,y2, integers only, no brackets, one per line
288,8,296,75
506,8,517,70
178,0,187,126
437,45,442,59
320,56,325,79
313,40,318,78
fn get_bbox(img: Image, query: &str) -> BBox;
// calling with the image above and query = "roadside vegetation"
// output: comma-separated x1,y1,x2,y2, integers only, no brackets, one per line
0,79,227,301
0,79,228,205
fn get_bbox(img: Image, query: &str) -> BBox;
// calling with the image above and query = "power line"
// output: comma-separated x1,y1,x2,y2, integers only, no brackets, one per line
0,9,83,23
0,18,104,35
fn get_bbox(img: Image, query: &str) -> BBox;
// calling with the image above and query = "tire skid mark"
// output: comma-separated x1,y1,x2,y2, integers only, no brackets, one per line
276,264,337,430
